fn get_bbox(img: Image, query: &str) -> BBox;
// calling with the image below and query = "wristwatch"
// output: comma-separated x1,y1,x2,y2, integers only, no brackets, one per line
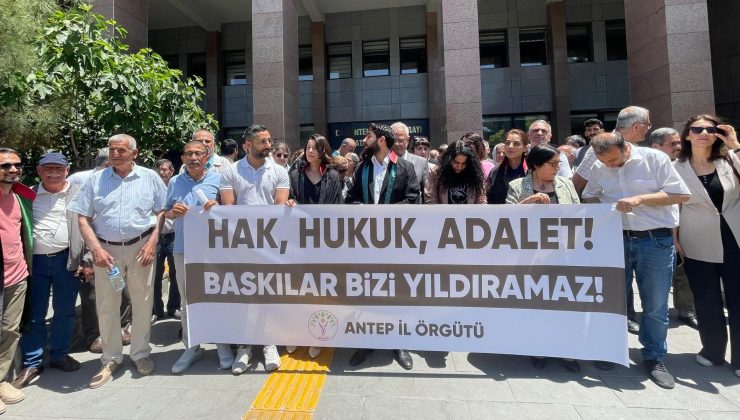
733,147,740,153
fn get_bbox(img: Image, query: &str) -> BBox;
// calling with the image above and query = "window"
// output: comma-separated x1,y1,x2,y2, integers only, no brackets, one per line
566,24,592,63
480,31,509,69
400,37,427,74
570,111,619,135
223,51,246,86
327,43,352,79
605,20,627,61
299,124,314,148
482,113,550,144
363,40,390,77
299,45,313,81
161,55,179,70
519,27,548,66
188,53,207,88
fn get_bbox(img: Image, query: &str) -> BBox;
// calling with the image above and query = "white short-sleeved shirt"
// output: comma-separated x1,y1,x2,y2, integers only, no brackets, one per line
582,146,690,230
33,182,71,254
575,147,597,180
68,165,167,241
219,157,289,205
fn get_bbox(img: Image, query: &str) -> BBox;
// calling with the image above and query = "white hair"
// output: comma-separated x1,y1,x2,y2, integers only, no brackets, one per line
108,134,137,150
390,122,410,136
615,106,650,130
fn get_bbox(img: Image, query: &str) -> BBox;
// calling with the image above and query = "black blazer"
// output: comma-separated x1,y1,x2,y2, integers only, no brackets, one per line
345,153,419,204
289,165,343,204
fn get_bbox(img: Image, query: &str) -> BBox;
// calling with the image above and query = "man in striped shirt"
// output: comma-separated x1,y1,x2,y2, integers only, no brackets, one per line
69,134,166,389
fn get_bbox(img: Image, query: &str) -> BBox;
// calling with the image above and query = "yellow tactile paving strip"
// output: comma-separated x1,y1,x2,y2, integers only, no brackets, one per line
243,347,335,420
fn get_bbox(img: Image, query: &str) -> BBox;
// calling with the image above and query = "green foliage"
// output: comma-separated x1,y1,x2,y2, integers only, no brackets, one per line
0,2,217,169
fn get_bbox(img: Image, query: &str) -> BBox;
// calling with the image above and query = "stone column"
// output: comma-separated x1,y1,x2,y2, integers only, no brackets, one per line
437,0,483,143
547,0,571,144
625,0,715,129
311,22,327,136
93,0,148,52
206,32,223,124
252,0,300,148
427,11,444,147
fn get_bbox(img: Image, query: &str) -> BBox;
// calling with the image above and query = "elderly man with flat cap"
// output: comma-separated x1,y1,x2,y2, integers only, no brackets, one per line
14,153,88,390
69,134,166,389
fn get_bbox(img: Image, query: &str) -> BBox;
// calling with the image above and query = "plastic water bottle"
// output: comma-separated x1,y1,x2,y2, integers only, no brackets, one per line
107,265,125,292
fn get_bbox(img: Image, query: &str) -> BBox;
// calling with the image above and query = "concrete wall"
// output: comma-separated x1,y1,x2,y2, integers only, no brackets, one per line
479,0,629,118
324,6,429,123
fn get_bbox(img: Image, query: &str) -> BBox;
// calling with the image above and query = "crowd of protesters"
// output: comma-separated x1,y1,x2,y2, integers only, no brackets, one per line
0,104,738,414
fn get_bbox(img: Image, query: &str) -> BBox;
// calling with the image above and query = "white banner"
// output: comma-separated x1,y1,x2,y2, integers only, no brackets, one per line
184,204,627,365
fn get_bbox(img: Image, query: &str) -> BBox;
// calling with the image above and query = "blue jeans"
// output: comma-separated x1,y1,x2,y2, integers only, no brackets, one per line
20,250,80,367
623,233,674,362
153,233,180,316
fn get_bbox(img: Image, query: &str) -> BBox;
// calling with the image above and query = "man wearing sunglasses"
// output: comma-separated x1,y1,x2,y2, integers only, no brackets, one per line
0,147,34,411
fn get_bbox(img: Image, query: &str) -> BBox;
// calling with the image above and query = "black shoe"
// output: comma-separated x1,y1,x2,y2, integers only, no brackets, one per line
531,356,547,370
151,314,161,324
393,349,413,370
562,359,581,373
678,313,699,330
349,349,373,367
49,355,81,372
644,360,675,389
170,309,182,320
594,361,615,371
627,319,640,335
11,366,43,389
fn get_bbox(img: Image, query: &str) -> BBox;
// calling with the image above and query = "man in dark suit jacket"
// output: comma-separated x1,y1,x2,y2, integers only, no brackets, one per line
344,123,418,370
345,123,419,206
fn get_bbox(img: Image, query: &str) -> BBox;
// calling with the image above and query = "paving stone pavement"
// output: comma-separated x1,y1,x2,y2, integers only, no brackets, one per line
6,290,739,419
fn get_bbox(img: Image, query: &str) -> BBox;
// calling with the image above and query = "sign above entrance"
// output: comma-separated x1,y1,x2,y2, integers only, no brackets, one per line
327,119,429,151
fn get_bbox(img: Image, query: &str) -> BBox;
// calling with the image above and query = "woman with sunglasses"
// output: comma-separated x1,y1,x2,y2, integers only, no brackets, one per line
486,129,529,204
424,140,486,204
272,141,291,169
673,114,740,377
285,134,342,358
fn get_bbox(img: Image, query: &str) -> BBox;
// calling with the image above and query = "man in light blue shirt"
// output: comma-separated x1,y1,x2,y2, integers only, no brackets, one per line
68,134,166,389
164,141,222,374
219,124,289,374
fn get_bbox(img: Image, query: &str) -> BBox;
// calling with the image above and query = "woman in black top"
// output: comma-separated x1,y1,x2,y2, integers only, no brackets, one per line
286,134,341,358
287,134,342,206
486,128,529,204
673,114,740,377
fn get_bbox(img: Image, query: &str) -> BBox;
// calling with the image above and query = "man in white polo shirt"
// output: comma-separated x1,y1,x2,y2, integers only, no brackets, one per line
219,124,289,374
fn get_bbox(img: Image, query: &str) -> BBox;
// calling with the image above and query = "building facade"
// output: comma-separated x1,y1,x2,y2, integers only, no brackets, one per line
93,0,737,150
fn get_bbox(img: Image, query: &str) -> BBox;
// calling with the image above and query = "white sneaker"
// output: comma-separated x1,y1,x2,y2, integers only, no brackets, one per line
696,354,714,367
217,344,235,370
232,345,252,375
171,346,203,374
308,347,322,359
286,346,297,354
263,345,281,371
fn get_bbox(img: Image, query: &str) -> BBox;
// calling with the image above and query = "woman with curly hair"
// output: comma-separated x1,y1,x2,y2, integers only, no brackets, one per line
285,134,342,358
486,128,529,204
424,140,486,204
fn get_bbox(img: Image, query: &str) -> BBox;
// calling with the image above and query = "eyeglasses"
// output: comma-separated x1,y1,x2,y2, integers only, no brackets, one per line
689,126,719,134
251,138,275,146
0,163,24,171
182,151,206,157
275,153,288,158
543,160,561,168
